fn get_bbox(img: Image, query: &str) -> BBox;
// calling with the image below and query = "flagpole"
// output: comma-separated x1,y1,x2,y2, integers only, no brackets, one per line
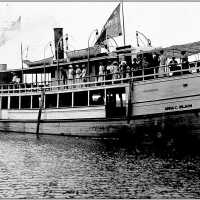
106,30,109,52
121,0,126,46
21,42,24,82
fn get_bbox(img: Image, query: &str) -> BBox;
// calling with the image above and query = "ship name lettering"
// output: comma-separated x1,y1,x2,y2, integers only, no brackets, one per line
165,104,192,111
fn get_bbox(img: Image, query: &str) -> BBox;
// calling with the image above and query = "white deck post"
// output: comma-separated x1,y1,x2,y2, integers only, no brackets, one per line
0,97,2,109
19,95,21,109
43,93,46,109
8,96,10,109
88,90,90,106
72,92,74,107
30,95,33,109
57,93,59,108
104,88,106,106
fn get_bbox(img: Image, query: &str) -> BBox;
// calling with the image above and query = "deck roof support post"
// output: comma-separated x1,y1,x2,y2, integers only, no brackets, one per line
88,90,90,106
57,93,59,108
30,95,33,109
8,96,10,109
72,92,74,108
19,95,21,109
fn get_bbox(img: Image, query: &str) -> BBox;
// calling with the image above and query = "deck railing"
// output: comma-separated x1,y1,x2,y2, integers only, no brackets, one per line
0,60,199,94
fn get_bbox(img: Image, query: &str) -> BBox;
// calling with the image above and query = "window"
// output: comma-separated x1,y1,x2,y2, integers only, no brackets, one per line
32,95,40,108
74,91,88,107
59,93,72,107
1,96,8,109
23,74,32,84
106,87,126,117
21,96,31,109
45,94,57,108
33,74,36,83
116,93,126,107
90,89,104,105
10,96,19,109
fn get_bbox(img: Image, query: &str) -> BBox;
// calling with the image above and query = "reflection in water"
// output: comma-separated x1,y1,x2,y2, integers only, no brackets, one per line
0,133,198,198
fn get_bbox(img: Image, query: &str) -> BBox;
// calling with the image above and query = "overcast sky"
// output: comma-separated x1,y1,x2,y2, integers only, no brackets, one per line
0,2,200,69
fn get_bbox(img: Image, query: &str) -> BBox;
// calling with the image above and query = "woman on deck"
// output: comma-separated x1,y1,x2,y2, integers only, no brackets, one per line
75,64,82,86
68,65,74,88
98,62,105,82
158,50,168,77
81,64,87,84
113,61,120,79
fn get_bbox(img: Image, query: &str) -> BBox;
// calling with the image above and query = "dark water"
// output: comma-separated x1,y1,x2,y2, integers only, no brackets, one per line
0,133,199,198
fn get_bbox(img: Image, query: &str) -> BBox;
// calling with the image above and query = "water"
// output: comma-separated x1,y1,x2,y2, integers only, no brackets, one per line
0,133,199,198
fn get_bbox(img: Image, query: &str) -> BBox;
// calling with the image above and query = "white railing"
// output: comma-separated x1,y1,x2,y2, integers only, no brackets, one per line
0,60,199,94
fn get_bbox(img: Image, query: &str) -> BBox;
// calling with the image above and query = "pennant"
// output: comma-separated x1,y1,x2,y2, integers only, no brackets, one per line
95,3,122,46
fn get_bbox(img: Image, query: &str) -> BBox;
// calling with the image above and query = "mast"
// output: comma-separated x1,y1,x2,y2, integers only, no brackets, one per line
121,0,126,46
20,42,24,82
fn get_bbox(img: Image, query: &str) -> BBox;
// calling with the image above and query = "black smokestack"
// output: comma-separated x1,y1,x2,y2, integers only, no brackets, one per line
54,28,64,59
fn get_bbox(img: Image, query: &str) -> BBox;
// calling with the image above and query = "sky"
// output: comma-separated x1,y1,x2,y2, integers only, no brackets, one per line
1,2,200,69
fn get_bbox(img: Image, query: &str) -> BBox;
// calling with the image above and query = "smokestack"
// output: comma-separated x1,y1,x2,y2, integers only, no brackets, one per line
53,28,64,60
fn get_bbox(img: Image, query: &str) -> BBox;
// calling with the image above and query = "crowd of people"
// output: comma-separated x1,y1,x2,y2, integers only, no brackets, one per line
97,50,190,81
60,50,191,86
60,64,87,86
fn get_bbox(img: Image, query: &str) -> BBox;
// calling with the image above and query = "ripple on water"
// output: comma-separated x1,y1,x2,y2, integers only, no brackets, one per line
0,133,198,198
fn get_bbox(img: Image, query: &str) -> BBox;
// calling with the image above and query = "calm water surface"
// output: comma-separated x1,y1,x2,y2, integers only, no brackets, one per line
0,133,199,198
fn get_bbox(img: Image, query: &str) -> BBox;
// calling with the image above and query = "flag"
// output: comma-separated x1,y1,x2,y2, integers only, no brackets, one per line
95,3,122,46
0,16,21,47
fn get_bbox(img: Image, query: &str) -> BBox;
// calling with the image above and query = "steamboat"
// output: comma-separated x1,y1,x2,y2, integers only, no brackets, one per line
0,4,200,145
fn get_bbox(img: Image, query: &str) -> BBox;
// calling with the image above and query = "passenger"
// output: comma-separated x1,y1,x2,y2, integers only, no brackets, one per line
126,63,131,78
113,61,120,79
137,54,143,68
81,64,87,83
142,55,149,69
98,62,105,82
131,58,138,69
120,61,127,78
110,62,115,80
106,61,112,81
60,67,67,85
12,73,20,84
169,56,179,76
180,51,189,74
158,50,168,77
75,64,81,85
132,58,140,77
152,52,160,74
12,73,18,83
142,55,152,77
68,65,74,87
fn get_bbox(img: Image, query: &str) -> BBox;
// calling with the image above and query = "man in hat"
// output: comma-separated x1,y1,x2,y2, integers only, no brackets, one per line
169,56,179,76
60,67,67,85
75,64,81,86
98,62,105,83
81,64,87,83
158,50,168,77
68,65,74,87
120,60,127,79
12,72,20,84
113,61,120,80
106,60,113,81
181,50,189,74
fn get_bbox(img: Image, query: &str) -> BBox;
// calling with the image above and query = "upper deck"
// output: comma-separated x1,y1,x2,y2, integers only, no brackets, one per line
0,59,199,95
